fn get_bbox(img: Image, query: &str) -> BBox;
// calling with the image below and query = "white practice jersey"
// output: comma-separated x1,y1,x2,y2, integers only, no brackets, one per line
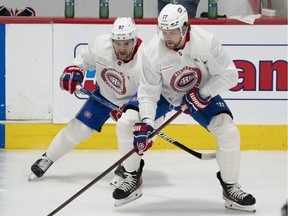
138,26,238,121
73,34,144,106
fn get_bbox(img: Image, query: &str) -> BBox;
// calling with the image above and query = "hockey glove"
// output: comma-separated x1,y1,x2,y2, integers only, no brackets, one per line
133,123,154,156
182,88,211,114
109,105,124,122
60,66,84,94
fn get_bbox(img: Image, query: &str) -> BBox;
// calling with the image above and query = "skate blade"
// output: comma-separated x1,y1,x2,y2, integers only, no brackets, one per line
109,176,124,189
114,189,142,207
28,173,37,181
225,200,256,213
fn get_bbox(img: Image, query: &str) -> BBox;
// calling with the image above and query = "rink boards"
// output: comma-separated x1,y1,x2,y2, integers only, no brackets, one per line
3,123,287,150
0,19,287,150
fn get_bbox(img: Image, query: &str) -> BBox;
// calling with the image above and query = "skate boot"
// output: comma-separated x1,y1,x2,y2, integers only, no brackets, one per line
110,159,144,189
112,164,144,207
28,153,53,181
217,171,256,213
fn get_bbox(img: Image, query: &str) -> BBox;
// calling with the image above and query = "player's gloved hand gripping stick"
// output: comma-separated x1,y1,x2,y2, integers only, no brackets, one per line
133,122,154,156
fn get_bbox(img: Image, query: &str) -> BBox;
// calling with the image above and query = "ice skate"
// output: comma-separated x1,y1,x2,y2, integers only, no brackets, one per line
110,159,144,189
112,166,143,207
217,171,256,213
28,153,53,181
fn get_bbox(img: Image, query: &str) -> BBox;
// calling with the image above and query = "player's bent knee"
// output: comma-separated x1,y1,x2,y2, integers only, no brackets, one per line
208,113,237,135
117,109,140,133
208,113,240,152
66,118,95,143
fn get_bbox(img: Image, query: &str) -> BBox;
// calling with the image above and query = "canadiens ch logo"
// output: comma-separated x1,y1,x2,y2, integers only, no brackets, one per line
84,111,92,118
101,68,126,95
170,66,202,93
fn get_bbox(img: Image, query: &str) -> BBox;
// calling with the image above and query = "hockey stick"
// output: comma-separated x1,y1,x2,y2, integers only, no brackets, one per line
156,132,216,160
77,87,216,160
47,103,183,216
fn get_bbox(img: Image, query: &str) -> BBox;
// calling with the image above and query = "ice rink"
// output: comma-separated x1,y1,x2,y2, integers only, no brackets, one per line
0,149,287,216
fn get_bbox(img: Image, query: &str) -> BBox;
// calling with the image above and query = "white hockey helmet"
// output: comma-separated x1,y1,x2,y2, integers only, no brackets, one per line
158,4,188,30
111,17,137,41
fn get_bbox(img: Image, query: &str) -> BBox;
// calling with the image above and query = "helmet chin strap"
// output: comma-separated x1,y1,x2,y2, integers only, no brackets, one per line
176,27,187,49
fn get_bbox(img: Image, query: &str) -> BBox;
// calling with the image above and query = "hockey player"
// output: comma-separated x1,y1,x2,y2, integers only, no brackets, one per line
29,17,163,206
127,4,256,212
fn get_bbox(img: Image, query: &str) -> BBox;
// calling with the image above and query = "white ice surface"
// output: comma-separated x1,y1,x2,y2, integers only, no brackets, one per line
0,150,287,216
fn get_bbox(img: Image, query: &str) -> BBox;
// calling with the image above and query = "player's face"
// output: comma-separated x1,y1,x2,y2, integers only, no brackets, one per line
112,39,135,61
162,29,182,49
